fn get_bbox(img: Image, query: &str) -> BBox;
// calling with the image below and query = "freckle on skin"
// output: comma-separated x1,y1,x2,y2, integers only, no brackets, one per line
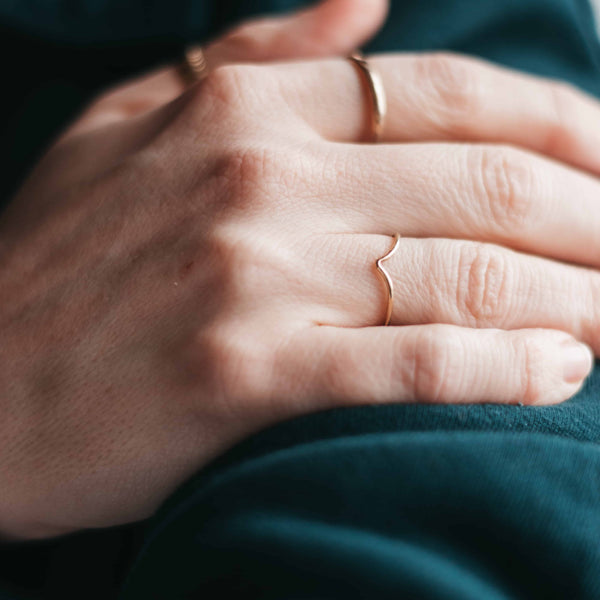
179,260,195,280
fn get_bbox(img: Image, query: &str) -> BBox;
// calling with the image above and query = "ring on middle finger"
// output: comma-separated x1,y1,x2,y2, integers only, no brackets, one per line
347,51,388,143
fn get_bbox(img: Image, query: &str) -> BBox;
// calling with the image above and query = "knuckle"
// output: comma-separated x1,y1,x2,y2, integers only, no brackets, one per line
582,274,600,345
320,345,363,399
207,226,290,304
201,63,252,107
517,335,547,405
210,142,318,214
456,243,512,326
545,81,580,156
414,52,481,132
470,146,537,234
185,64,268,126
403,326,461,402
211,145,284,212
208,228,267,298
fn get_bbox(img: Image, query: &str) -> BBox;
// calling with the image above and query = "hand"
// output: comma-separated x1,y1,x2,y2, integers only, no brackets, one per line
3,14,600,541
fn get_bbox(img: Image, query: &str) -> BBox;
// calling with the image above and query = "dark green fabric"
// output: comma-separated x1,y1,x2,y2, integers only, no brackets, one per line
2,0,600,598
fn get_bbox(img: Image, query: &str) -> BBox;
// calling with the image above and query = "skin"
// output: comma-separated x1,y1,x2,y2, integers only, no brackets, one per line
1,0,599,540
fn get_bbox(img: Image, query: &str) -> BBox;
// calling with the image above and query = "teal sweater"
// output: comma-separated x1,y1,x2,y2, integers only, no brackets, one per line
1,1,600,598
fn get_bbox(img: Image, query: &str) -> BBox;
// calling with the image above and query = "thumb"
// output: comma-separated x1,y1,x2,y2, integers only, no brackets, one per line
208,0,390,65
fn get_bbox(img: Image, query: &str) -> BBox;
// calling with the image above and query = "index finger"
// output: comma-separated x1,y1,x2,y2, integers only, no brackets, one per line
65,0,389,139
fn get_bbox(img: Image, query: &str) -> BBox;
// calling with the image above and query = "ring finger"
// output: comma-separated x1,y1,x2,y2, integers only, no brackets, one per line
308,233,600,353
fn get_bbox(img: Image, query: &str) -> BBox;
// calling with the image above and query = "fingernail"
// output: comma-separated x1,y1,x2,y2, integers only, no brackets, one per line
562,341,594,383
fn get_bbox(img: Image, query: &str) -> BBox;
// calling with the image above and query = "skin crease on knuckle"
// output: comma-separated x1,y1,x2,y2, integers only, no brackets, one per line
454,242,512,328
468,145,538,239
400,327,464,403
516,334,549,406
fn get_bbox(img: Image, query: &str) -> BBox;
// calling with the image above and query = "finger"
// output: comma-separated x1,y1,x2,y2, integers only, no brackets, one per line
21,92,187,199
206,0,389,66
274,53,600,173
283,325,592,407
325,143,600,269
66,0,388,139
310,235,600,354
63,67,184,138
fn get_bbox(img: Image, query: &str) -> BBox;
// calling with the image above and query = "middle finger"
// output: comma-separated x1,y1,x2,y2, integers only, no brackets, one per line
275,53,600,174
321,142,600,268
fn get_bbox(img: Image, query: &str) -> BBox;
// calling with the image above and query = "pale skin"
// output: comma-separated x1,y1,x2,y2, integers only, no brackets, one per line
2,0,600,540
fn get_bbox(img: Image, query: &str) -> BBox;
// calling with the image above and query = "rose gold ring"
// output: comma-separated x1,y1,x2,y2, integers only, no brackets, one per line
347,51,388,142
375,234,401,326
182,45,209,84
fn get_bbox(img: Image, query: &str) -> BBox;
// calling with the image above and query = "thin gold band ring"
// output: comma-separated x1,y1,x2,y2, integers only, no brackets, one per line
347,51,388,142
376,234,401,326
182,45,209,84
